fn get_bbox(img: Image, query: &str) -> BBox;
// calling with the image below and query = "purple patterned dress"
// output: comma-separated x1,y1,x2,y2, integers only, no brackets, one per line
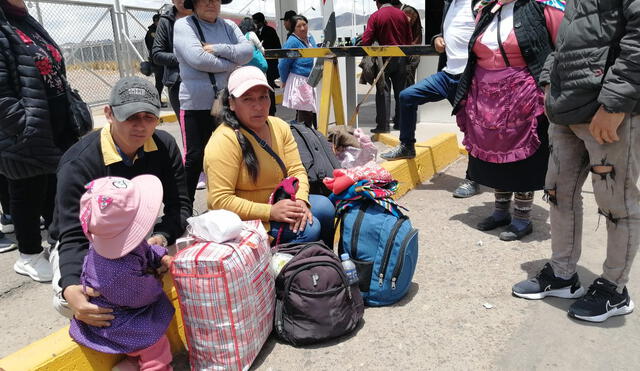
69,241,175,354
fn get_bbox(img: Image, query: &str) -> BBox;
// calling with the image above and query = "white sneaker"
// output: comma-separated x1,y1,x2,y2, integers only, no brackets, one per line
196,172,207,190
14,252,53,282
0,241,17,253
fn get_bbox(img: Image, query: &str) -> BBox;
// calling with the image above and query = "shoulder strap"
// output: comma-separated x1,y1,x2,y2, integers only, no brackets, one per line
242,123,288,177
289,123,315,170
191,16,218,95
496,8,511,67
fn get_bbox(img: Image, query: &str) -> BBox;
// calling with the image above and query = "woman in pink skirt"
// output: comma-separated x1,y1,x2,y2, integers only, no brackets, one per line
278,15,318,128
453,0,565,241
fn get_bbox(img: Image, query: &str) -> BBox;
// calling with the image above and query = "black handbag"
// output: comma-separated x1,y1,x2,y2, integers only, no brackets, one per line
64,78,93,137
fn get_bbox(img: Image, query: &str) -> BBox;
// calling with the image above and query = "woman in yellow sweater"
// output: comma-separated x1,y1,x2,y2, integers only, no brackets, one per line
204,66,335,246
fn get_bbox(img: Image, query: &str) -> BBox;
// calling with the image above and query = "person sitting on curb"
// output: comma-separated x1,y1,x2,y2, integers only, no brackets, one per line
512,0,640,323
380,0,481,199
49,77,192,324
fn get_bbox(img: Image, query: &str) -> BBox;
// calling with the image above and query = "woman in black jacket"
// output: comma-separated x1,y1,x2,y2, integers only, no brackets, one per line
151,0,192,119
0,0,78,282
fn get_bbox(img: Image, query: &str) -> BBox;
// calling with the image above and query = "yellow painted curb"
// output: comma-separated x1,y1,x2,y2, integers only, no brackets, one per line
0,132,462,371
374,133,400,147
159,113,177,124
381,133,461,198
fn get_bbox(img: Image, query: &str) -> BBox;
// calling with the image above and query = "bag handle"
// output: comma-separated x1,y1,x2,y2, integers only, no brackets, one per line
242,123,288,177
191,16,219,96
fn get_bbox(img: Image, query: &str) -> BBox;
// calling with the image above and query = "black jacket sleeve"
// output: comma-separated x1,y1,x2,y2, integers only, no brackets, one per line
0,57,27,141
55,139,100,291
152,130,191,245
151,18,178,67
0,30,32,144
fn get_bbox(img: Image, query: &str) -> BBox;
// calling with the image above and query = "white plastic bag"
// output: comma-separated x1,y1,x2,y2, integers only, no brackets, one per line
186,209,243,243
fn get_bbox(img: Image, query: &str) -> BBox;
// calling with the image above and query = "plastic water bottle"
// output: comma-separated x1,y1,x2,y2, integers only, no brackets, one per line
341,253,359,285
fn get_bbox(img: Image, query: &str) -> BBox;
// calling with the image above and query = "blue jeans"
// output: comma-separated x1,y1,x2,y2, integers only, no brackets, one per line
269,194,336,247
398,71,460,145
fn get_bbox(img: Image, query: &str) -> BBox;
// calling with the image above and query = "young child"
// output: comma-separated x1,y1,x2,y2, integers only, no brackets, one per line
69,175,174,370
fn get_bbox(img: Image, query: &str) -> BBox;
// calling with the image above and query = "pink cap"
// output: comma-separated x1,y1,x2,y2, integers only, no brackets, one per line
228,66,274,98
79,175,163,259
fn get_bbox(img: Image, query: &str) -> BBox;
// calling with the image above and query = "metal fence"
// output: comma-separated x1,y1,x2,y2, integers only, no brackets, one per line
27,0,163,106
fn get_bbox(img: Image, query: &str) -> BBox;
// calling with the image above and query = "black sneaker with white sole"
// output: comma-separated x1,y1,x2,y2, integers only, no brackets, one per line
512,263,585,300
568,278,635,323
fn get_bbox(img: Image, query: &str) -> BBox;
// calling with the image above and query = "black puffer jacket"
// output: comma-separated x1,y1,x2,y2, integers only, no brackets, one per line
542,0,640,125
151,7,180,87
0,9,65,179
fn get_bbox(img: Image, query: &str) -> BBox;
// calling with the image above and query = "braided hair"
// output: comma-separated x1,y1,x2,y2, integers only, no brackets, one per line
219,88,260,182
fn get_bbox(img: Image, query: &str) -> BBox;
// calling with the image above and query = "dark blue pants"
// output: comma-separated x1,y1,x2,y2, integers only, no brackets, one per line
398,71,460,145
269,194,335,247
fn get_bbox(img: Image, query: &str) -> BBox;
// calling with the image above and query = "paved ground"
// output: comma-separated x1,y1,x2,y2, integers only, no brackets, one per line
2,92,639,369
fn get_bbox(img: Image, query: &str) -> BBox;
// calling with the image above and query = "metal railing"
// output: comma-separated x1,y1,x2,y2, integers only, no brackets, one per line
26,0,162,106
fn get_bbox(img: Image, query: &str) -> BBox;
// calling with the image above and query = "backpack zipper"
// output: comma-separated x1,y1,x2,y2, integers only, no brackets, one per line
284,261,352,301
390,228,418,290
378,216,408,287
349,203,370,258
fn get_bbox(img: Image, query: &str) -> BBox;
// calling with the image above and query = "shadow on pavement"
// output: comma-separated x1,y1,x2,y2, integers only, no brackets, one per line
449,201,551,243
251,318,367,369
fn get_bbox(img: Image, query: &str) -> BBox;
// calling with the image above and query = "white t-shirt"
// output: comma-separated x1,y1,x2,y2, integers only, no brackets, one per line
442,0,476,75
481,2,515,50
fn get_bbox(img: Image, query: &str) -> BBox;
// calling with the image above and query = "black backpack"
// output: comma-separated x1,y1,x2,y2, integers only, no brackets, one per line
289,122,341,196
273,241,364,346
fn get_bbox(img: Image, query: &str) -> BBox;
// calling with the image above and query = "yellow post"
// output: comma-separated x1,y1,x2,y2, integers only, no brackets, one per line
317,58,335,135
317,57,346,135
330,61,346,127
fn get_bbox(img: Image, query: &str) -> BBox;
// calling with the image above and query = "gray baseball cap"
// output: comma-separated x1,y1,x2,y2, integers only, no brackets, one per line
109,77,160,122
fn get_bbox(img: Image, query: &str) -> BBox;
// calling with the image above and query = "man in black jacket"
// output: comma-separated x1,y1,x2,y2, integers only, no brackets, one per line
145,13,165,107
50,77,191,324
151,0,192,118
253,12,281,116
513,0,640,323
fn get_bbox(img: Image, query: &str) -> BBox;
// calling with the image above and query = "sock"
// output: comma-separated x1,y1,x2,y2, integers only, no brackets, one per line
513,191,534,225
510,217,530,231
554,271,573,281
20,253,38,260
492,190,512,220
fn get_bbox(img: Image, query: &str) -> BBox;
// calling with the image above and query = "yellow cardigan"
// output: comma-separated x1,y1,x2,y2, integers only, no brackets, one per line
204,116,310,223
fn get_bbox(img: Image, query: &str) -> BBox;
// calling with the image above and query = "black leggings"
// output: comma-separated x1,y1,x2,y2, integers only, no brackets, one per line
7,174,56,254
0,174,10,215
180,109,217,202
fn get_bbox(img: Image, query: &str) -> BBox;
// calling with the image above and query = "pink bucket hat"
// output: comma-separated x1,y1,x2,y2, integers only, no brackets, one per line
228,66,274,98
79,175,163,259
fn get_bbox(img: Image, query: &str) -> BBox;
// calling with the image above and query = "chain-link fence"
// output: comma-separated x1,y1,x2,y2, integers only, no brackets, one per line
27,0,163,106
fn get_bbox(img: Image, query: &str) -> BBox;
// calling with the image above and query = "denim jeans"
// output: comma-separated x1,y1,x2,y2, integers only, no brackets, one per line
545,116,640,289
375,57,407,128
269,194,335,247
398,71,459,145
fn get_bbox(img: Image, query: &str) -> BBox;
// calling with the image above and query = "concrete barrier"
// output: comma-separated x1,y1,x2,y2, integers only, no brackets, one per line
0,132,462,371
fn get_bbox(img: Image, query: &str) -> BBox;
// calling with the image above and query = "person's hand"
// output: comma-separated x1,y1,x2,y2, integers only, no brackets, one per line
589,106,625,144
156,255,173,276
290,200,313,234
63,285,114,327
270,199,304,224
434,37,446,54
543,85,550,117
203,43,215,53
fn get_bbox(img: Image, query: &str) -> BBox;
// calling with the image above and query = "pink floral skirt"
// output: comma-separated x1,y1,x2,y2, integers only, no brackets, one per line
283,73,317,112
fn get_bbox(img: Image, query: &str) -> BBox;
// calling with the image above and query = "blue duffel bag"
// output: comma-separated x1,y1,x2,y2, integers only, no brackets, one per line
337,201,419,306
